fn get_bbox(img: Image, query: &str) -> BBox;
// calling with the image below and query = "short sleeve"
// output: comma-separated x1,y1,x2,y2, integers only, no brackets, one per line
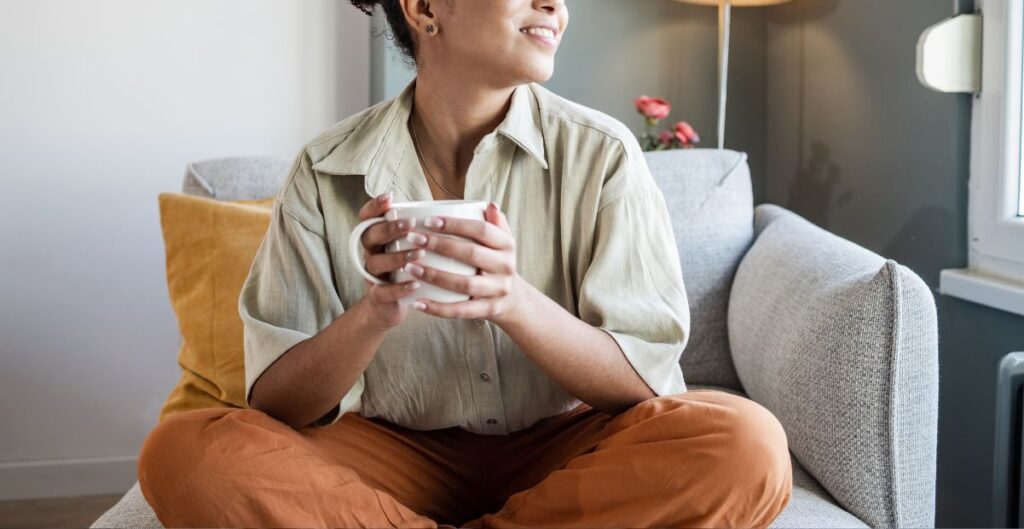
238,151,363,426
577,142,690,396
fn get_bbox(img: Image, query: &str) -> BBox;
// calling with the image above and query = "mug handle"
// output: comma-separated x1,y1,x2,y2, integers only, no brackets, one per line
348,216,390,285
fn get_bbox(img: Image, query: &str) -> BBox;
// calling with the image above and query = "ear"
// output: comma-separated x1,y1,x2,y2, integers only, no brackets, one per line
399,0,437,36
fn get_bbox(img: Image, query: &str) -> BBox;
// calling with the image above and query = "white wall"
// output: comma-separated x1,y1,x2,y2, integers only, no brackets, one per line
0,0,369,500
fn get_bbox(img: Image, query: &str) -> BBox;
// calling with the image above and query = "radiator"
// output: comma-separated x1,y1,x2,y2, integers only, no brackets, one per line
994,352,1024,527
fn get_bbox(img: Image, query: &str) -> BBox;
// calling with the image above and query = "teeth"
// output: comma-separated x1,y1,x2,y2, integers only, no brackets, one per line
521,27,555,39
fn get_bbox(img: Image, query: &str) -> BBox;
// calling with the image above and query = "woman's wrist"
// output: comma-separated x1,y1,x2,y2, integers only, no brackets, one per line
350,296,396,336
491,275,535,330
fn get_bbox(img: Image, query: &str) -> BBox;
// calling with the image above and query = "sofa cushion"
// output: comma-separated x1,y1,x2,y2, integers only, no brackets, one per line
728,204,938,528
645,149,754,389
157,193,274,420
771,455,869,529
90,482,162,529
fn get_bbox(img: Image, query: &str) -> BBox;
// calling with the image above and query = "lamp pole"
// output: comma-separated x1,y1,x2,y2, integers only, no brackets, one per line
717,0,731,150
676,0,793,148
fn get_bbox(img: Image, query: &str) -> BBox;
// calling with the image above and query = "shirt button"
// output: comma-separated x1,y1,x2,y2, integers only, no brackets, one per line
479,373,491,382
486,418,498,425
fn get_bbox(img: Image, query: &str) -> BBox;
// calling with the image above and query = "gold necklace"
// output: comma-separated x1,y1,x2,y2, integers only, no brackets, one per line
409,115,463,200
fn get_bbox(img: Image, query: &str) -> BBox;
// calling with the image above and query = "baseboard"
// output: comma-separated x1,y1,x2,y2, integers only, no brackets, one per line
0,455,137,501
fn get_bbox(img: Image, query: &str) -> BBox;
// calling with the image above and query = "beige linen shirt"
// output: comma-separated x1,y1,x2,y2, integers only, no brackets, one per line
239,79,690,435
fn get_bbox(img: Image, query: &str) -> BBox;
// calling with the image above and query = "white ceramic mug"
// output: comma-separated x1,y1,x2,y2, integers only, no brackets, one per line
348,199,489,305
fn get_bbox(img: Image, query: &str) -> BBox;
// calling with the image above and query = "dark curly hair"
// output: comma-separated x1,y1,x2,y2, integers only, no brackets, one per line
350,0,418,66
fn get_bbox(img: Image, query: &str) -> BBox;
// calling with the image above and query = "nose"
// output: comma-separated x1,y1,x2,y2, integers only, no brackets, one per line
534,0,565,14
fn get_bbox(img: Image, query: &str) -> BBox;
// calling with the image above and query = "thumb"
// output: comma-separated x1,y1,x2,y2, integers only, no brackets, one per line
485,202,500,225
488,202,511,232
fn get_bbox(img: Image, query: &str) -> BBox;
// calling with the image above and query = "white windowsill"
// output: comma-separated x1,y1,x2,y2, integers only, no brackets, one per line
940,268,1024,317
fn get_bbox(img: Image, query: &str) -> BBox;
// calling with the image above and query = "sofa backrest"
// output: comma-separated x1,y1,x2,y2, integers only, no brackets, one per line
644,149,755,390
183,150,756,391
183,156,290,201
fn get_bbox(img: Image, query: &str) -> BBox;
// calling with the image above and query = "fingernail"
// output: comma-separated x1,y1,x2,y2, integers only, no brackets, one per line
396,220,408,230
407,263,425,277
413,301,427,311
408,281,421,290
405,232,428,246
406,249,425,261
424,217,444,229
378,191,392,203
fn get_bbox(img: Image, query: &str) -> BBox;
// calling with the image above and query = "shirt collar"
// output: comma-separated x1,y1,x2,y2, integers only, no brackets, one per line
311,78,548,200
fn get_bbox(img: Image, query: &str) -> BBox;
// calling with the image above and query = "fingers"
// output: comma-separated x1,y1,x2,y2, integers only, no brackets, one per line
406,232,514,275
361,217,416,251
404,262,511,298
366,279,421,304
414,298,492,319
420,216,514,250
359,191,393,221
365,248,426,277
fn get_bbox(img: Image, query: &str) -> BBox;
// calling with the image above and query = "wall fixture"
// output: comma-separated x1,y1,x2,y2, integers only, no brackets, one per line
916,13,983,93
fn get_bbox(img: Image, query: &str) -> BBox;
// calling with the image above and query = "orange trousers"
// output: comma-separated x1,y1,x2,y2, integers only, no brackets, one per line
137,390,792,528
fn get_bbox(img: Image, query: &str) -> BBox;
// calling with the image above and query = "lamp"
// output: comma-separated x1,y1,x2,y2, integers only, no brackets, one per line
675,0,792,149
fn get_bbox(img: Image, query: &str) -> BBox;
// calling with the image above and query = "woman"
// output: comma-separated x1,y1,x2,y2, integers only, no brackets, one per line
137,0,793,527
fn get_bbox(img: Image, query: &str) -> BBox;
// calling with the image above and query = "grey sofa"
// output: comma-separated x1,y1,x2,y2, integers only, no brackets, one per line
92,149,938,528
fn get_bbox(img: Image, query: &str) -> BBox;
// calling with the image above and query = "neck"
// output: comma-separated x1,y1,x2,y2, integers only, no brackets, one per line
410,70,514,186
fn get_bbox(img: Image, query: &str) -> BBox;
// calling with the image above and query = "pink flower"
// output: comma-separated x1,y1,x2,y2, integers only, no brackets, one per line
658,130,675,147
673,121,700,146
635,96,671,121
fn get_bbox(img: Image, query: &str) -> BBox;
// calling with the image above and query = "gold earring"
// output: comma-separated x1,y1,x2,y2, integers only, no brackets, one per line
426,24,436,35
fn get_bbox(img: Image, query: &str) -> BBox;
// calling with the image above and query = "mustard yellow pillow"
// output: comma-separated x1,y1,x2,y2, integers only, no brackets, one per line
156,193,274,421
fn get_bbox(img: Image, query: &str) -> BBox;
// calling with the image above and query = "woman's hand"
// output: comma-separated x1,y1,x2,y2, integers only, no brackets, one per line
356,192,425,330
404,202,527,325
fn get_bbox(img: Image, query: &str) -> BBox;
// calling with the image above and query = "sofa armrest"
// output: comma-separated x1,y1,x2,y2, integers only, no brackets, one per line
727,204,938,528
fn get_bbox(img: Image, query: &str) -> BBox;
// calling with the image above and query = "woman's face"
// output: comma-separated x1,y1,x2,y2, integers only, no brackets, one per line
422,0,569,86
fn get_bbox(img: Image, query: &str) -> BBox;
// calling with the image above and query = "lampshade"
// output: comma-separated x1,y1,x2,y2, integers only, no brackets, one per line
676,0,790,5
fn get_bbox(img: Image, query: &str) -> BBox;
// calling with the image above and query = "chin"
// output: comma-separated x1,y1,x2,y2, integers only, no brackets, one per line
518,59,556,84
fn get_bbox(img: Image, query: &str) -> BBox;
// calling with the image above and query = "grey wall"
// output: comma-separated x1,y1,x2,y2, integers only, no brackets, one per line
544,0,767,199
762,1,1023,527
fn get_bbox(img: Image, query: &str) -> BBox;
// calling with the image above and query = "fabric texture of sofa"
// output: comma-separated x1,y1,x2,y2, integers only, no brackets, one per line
91,149,938,528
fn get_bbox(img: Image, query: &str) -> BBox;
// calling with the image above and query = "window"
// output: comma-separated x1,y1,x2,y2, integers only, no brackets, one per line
1019,55,1024,217
940,0,1024,316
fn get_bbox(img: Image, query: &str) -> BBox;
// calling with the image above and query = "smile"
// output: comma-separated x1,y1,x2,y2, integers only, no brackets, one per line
520,26,558,48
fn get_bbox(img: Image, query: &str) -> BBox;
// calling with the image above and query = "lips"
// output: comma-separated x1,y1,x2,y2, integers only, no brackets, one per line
520,25,559,48
520,26,557,39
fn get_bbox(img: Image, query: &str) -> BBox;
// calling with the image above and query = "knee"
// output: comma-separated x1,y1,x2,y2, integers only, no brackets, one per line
707,393,793,519
634,392,792,512
638,391,790,461
138,407,260,497
721,394,790,475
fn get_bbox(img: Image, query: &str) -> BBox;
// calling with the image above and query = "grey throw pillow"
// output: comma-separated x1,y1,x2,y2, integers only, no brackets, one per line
728,205,938,529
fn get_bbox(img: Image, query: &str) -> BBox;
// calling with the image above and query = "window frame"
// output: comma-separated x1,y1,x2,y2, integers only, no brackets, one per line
970,0,1024,280
941,0,1024,317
